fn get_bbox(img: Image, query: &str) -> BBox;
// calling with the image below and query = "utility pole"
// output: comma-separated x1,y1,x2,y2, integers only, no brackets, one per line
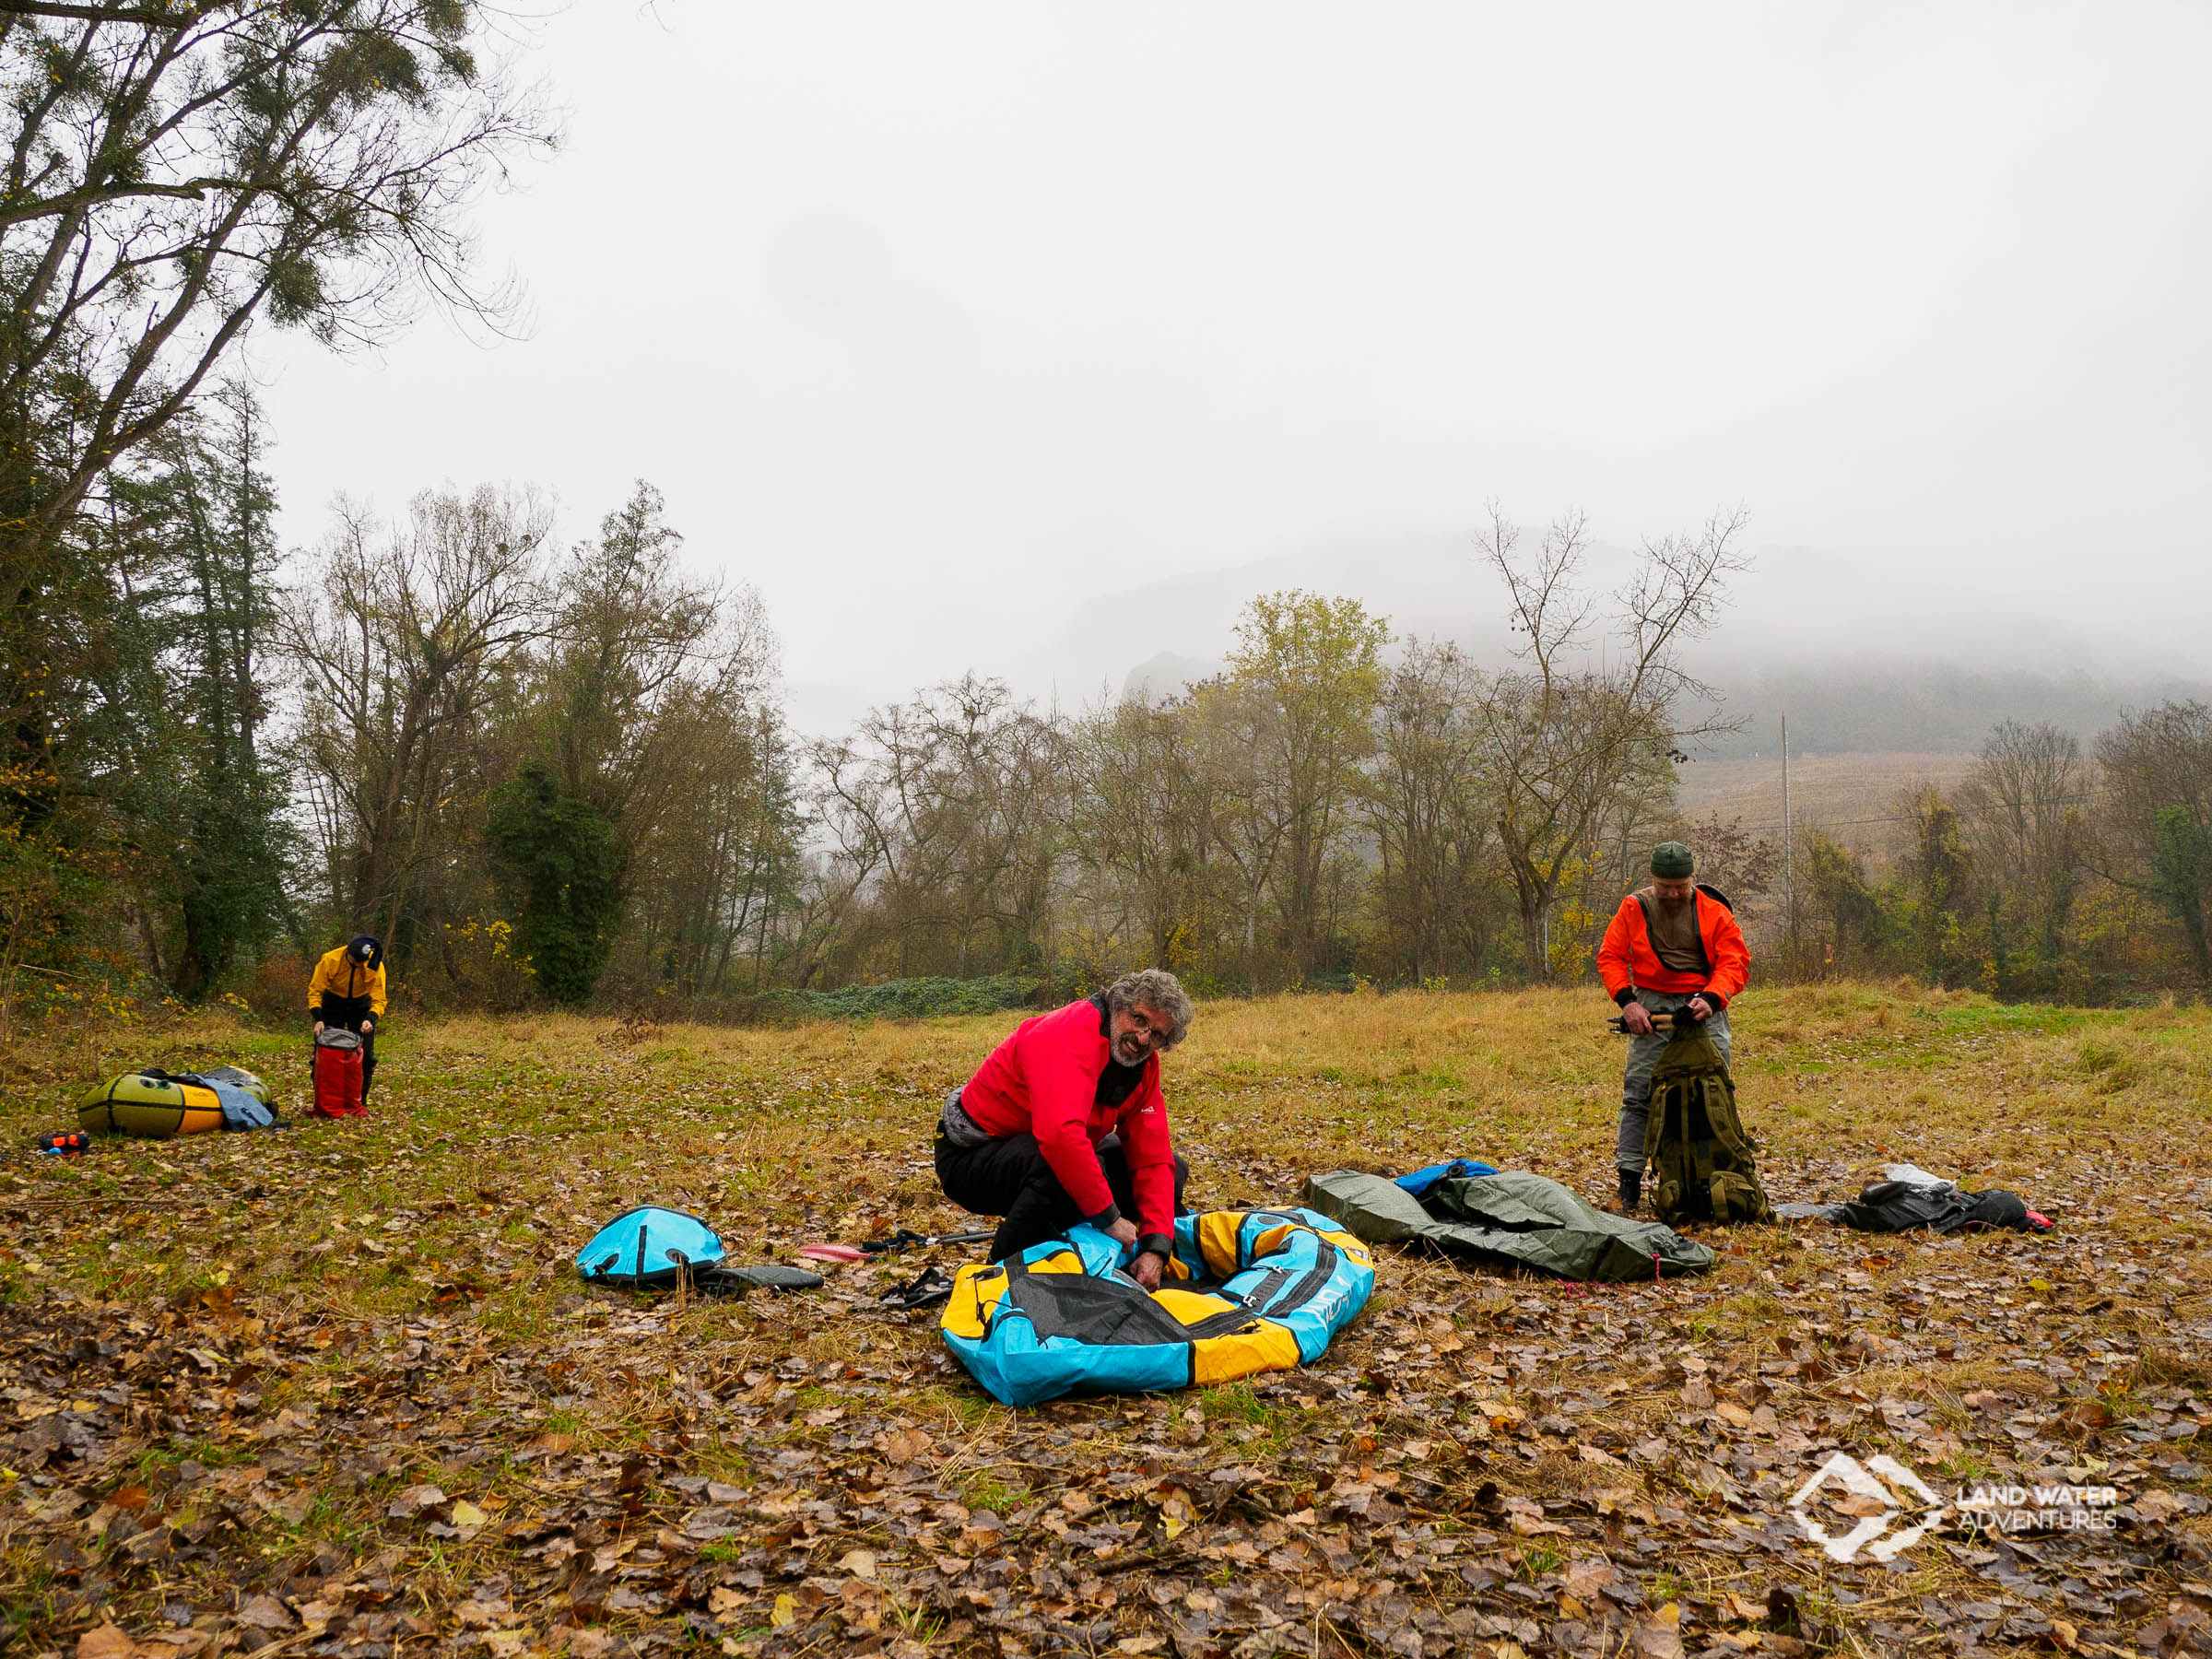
1781,713,1793,945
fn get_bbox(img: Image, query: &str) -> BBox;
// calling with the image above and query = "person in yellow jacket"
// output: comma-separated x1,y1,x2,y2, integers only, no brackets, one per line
308,935,387,1100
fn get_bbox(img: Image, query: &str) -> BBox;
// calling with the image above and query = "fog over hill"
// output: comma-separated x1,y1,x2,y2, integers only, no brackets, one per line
1677,661,2211,759
242,4,2212,773
783,527,2206,757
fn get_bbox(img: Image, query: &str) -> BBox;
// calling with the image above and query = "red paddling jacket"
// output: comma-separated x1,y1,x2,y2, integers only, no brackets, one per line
1597,888,1750,1009
958,996,1177,1253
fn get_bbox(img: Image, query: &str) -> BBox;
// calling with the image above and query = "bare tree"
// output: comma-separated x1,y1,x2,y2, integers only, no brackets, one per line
1186,677,1289,995
2094,700,2212,982
623,693,801,997
1068,693,1227,976
284,485,553,945
1365,639,1500,982
1956,720,2085,966
1474,504,1748,979
806,676,1068,981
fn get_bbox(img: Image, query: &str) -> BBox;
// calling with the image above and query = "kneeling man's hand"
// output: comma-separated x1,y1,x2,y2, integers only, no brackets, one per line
1129,1252,1163,1290
1106,1218,1139,1247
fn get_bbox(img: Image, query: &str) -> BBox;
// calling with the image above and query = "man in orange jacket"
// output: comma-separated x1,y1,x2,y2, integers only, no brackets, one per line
1596,841,1749,1212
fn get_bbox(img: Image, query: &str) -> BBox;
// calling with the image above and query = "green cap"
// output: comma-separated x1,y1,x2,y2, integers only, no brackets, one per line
1651,841,1695,878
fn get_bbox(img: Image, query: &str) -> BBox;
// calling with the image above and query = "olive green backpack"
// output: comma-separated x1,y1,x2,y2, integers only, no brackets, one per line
1647,1025,1773,1225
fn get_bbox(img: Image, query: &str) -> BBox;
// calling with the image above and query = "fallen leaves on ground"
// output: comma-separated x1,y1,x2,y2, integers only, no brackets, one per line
0,984,2206,1657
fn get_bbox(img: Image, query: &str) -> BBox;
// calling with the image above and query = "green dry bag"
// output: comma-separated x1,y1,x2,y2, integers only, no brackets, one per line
1647,1026,1772,1226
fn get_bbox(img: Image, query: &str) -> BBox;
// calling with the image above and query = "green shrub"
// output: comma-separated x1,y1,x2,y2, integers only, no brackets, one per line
738,974,1042,1023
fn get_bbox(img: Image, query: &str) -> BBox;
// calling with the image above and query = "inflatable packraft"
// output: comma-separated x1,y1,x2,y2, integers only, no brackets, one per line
941,1206,1375,1406
77,1067,274,1139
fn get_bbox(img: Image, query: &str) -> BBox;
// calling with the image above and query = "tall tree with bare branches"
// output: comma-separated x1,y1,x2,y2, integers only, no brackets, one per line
2095,700,2212,982
0,1,554,823
1956,719,2085,972
285,485,554,949
1068,693,1227,977
1366,639,1500,982
1474,504,1748,979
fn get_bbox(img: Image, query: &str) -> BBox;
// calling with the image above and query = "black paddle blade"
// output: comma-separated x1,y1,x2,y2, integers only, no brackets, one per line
700,1264,825,1293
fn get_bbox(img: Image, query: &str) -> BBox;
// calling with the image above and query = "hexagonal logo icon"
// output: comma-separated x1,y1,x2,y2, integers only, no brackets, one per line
1786,1451,1947,1564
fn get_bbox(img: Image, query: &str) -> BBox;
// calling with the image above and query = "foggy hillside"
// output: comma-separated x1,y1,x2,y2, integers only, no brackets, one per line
953,528,2212,759
1681,662,2212,759
1117,649,2206,761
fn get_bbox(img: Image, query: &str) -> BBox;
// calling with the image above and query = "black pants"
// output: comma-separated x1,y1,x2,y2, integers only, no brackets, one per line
935,1130,1188,1262
313,994,378,1100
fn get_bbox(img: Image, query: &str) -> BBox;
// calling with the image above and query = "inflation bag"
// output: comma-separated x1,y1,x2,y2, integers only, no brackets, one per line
78,1067,271,1139
312,1029,365,1118
575,1206,726,1288
941,1207,1375,1407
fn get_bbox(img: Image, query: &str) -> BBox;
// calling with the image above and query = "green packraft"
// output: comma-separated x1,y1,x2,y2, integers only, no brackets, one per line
1647,1026,1772,1225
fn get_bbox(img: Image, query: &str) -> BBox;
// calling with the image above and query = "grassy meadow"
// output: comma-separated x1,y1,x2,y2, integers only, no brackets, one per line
1,983,2208,1657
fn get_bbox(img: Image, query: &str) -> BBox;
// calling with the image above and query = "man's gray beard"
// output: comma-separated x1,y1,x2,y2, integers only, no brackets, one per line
1655,894,1690,914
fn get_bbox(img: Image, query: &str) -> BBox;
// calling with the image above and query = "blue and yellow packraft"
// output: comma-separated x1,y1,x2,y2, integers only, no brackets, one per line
941,1207,1374,1406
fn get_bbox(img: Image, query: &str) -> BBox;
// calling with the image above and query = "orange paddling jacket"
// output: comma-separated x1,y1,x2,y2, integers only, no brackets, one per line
1596,888,1750,1009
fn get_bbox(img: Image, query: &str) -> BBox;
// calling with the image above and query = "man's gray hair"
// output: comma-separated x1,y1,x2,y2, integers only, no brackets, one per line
1104,969,1194,1050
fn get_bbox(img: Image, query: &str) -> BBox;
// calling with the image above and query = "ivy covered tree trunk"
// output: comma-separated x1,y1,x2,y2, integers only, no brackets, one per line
2151,806,2212,982
486,762,625,1007
88,384,292,999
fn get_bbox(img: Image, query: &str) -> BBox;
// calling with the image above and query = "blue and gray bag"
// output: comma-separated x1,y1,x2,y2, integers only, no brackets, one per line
575,1206,724,1288
574,1206,825,1293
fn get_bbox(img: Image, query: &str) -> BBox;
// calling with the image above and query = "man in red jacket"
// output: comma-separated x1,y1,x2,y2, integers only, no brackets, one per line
1597,841,1750,1212
936,969,1194,1288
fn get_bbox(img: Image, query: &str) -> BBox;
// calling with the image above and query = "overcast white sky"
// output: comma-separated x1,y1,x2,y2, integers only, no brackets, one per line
257,2,2212,735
